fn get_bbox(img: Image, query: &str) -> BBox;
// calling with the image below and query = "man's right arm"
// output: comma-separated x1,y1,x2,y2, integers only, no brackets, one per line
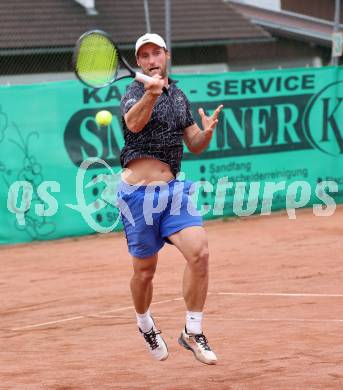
124,76,164,133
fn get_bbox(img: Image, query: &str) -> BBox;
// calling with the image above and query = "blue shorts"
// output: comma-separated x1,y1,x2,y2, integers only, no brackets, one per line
116,179,203,258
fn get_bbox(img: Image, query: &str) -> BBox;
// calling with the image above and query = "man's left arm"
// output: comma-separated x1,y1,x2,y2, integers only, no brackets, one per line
183,105,223,155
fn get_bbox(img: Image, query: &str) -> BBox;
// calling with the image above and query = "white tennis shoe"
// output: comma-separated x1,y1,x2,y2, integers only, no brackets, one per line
139,319,169,361
178,327,217,365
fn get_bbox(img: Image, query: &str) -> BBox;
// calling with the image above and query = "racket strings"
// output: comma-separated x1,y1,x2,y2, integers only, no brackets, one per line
76,33,119,87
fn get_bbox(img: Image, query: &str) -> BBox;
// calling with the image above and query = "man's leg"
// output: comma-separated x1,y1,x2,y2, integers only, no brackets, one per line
131,254,158,314
168,226,209,312
168,226,217,365
130,254,169,361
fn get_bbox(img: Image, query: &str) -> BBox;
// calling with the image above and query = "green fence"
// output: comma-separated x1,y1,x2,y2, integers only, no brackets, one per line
0,66,342,244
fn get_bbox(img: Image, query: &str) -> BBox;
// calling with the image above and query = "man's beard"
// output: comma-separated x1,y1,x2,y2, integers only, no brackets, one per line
147,64,167,78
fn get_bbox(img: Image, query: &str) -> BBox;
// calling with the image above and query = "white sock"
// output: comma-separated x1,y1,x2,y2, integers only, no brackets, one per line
186,311,203,334
136,310,154,333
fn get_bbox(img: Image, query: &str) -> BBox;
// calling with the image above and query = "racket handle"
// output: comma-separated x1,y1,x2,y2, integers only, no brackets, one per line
135,72,153,83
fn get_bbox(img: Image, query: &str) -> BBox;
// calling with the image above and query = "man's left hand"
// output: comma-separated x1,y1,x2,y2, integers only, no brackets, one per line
199,105,224,139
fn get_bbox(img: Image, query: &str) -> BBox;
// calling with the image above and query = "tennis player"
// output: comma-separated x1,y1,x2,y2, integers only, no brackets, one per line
117,33,223,365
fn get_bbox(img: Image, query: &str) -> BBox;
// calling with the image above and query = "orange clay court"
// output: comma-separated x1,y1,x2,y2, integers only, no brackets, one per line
1,206,343,389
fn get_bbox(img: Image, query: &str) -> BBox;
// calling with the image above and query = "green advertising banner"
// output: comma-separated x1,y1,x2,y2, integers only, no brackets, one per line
0,66,342,244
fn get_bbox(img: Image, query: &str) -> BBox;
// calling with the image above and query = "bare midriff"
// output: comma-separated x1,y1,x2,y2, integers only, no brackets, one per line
122,157,175,185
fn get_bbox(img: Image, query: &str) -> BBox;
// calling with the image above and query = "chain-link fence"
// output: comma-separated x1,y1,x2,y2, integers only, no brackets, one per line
0,0,340,85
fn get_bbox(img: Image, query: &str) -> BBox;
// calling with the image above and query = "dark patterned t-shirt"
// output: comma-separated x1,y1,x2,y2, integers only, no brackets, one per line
120,79,195,176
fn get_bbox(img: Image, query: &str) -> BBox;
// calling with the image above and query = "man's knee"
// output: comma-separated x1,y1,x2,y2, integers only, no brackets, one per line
133,264,157,283
188,246,209,277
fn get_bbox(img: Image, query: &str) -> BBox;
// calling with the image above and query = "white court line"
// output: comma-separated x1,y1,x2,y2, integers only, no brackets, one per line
210,292,343,298
10,315,85,330
9,292,343,331
10,297,184,331
227,318,343,323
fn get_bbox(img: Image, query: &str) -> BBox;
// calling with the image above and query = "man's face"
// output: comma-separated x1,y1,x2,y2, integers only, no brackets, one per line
136,43,170,78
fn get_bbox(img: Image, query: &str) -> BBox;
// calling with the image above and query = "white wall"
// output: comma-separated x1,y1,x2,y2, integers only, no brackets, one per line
234,0,281,11
74,0,95,8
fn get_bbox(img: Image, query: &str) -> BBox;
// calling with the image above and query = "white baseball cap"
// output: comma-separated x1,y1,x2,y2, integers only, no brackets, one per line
135,33,167,56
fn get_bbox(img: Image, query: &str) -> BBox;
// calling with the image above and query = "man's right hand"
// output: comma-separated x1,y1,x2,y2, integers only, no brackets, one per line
144,74,164,97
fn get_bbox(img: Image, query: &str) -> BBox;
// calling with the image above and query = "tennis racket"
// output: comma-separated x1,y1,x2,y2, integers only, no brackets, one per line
73,30,152,88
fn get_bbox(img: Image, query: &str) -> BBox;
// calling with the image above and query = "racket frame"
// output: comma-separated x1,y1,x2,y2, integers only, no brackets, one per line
73,29,150,88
